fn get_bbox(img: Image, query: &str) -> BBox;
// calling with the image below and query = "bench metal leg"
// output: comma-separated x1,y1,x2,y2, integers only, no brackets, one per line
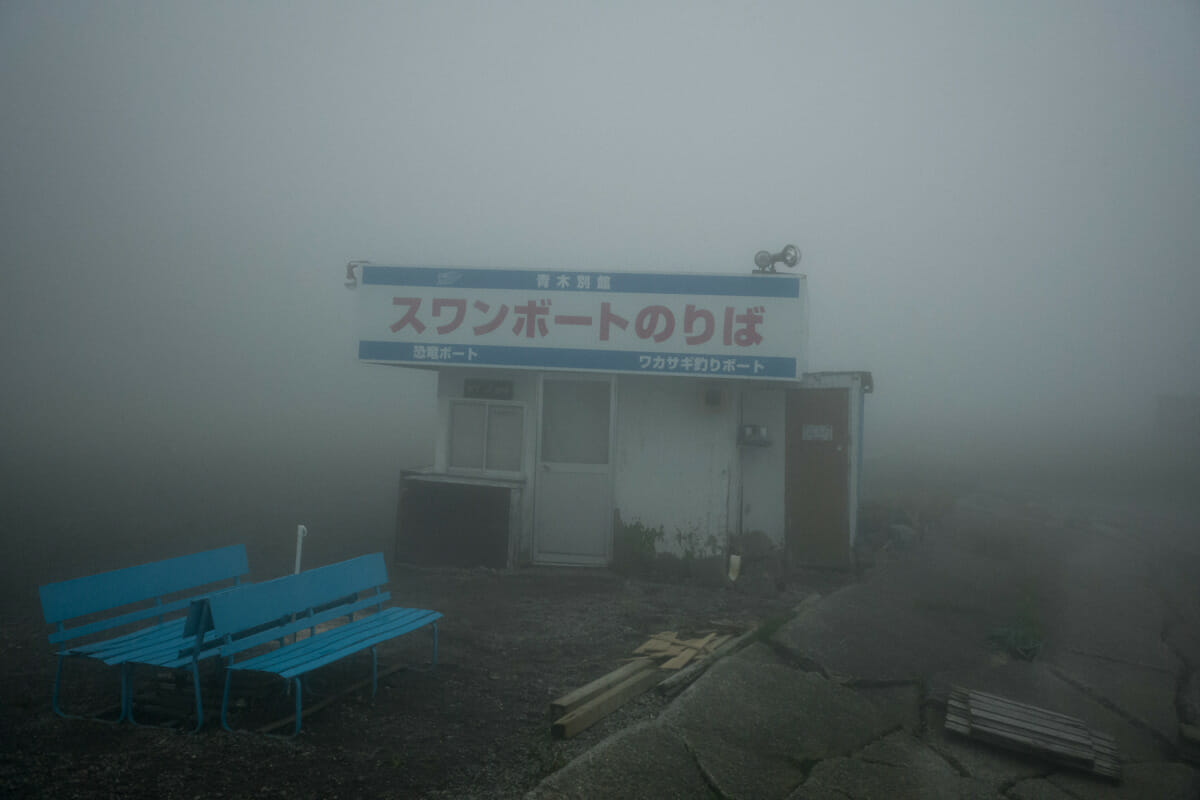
50,654,126,724
431,623,439,669
221,671,305,738
220,670,235,732
124,662,204,732
191,661,204,732
371,647,378,699
291,677,303,737
121,664,132,723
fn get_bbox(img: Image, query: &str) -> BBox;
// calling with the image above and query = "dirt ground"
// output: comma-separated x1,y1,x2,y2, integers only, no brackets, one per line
0,559,847,799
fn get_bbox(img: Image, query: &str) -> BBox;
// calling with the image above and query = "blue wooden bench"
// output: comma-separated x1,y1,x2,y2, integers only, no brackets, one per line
184,552,441,736
38,544,249,724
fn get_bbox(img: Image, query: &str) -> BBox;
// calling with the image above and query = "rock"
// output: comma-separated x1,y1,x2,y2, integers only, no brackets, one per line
1181,669,1200,726
525,720,709,800
661,656,894,800
787,731,996,800
1049,762,1200,800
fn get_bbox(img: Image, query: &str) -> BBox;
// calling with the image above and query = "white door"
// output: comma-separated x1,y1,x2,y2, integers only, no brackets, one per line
533,375,613,565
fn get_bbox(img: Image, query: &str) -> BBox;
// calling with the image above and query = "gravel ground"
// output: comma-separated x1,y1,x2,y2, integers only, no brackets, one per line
2,562,847,799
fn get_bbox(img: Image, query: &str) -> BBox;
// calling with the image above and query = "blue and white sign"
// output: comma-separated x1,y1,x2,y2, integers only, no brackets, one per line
353,265,807,380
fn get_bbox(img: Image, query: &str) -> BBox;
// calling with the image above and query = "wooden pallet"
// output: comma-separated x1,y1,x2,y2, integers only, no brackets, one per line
945,686,1121,781
547,627,741,739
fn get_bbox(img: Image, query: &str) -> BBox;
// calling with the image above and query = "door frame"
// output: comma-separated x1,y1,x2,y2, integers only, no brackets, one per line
531,372,617,565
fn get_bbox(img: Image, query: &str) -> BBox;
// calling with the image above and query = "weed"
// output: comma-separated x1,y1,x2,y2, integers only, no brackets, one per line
989,592,1043,660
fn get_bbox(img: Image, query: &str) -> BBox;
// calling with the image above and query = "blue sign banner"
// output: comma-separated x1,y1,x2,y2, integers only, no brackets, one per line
354,265,807,381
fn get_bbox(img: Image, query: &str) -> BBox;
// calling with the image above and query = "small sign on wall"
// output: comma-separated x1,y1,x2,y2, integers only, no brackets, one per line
801,424,833,441
464,378,515,400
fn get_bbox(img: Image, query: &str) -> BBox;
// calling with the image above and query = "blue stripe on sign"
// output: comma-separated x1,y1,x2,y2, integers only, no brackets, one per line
358,341,798,379
361,266,799,298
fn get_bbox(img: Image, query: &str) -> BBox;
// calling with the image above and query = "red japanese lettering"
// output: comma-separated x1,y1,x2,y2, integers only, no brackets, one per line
553,315,592,326
472,300,509,335
635,305,675,343
683,304,714,345
733,306,764,347
432,298,467,334
390,297,425,334
600,302,628,340
513,299,551,338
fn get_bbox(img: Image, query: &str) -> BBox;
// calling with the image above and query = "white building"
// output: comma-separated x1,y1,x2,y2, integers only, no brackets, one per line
349,263,870,570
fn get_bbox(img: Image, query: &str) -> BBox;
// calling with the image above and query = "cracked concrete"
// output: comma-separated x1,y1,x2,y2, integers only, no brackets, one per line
786,731,998,799
527,488,1200,800
524,720,710,800
659,651,898,800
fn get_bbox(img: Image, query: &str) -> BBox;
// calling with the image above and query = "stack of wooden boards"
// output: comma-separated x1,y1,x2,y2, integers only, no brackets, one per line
945,686,1121,782
549,629,738,739
632,631,733,669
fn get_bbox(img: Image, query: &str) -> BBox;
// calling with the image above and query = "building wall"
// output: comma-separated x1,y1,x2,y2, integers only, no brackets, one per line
428,368,798,565
434,368,538,561
612,375,742,556
738,385,787,547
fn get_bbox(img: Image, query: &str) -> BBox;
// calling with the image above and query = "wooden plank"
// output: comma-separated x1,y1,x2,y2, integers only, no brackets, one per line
965,705,1095,749
968,689,1090,726
661,648,698,670
552,667,664,739
658,628,756,698
967,720,1095,764
678,633,717,652
945,687,1121,781
549,658,654,718
950,694,1096,759
704,634,732,653
957,690,1097,749
633,634,679,654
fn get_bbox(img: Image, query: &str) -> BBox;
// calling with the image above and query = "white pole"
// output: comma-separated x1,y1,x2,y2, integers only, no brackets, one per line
294,525,308,574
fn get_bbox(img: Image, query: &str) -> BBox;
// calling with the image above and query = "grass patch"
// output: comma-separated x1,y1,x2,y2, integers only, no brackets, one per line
988,592,1044,661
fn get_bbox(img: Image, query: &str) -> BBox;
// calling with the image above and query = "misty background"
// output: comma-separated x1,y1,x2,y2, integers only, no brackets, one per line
3,2,1198,584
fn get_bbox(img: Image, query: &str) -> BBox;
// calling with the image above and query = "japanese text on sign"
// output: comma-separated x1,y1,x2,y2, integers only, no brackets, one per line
354,266,807,380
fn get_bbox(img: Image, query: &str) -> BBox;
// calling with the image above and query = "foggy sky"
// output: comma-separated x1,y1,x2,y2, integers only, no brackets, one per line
3,0,1199,481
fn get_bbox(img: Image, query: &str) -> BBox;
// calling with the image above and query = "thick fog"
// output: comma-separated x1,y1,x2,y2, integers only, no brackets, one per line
2,2,1198,580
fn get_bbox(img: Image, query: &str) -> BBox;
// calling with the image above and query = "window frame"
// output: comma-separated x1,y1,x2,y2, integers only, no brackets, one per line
446,398,527,478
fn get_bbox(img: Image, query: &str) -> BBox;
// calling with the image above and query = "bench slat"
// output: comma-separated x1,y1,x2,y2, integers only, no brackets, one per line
48,595,197,645
274,611,442,679
204,554,388,636
230,608,442,679
274,612,441,679
60,617,184,657
39,545,249,624
240,608,439,673
114,623,226,668
216,592,392,659
94,620,189,664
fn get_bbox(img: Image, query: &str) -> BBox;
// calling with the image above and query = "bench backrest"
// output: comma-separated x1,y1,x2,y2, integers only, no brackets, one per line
39,544,249,643
188,553,390,659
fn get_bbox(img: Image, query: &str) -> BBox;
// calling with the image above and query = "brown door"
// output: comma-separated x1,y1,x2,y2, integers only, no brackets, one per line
785,388,851,568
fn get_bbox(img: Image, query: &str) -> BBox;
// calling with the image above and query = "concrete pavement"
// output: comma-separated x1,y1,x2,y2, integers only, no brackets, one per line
527,488,1200,799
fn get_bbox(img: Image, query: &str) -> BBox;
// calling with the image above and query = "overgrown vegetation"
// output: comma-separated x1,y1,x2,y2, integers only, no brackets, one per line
611,513,664,575
988,591,1044,661
673,525,724,561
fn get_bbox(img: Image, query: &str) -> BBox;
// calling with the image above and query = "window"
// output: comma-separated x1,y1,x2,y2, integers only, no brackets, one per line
449,400,524,473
